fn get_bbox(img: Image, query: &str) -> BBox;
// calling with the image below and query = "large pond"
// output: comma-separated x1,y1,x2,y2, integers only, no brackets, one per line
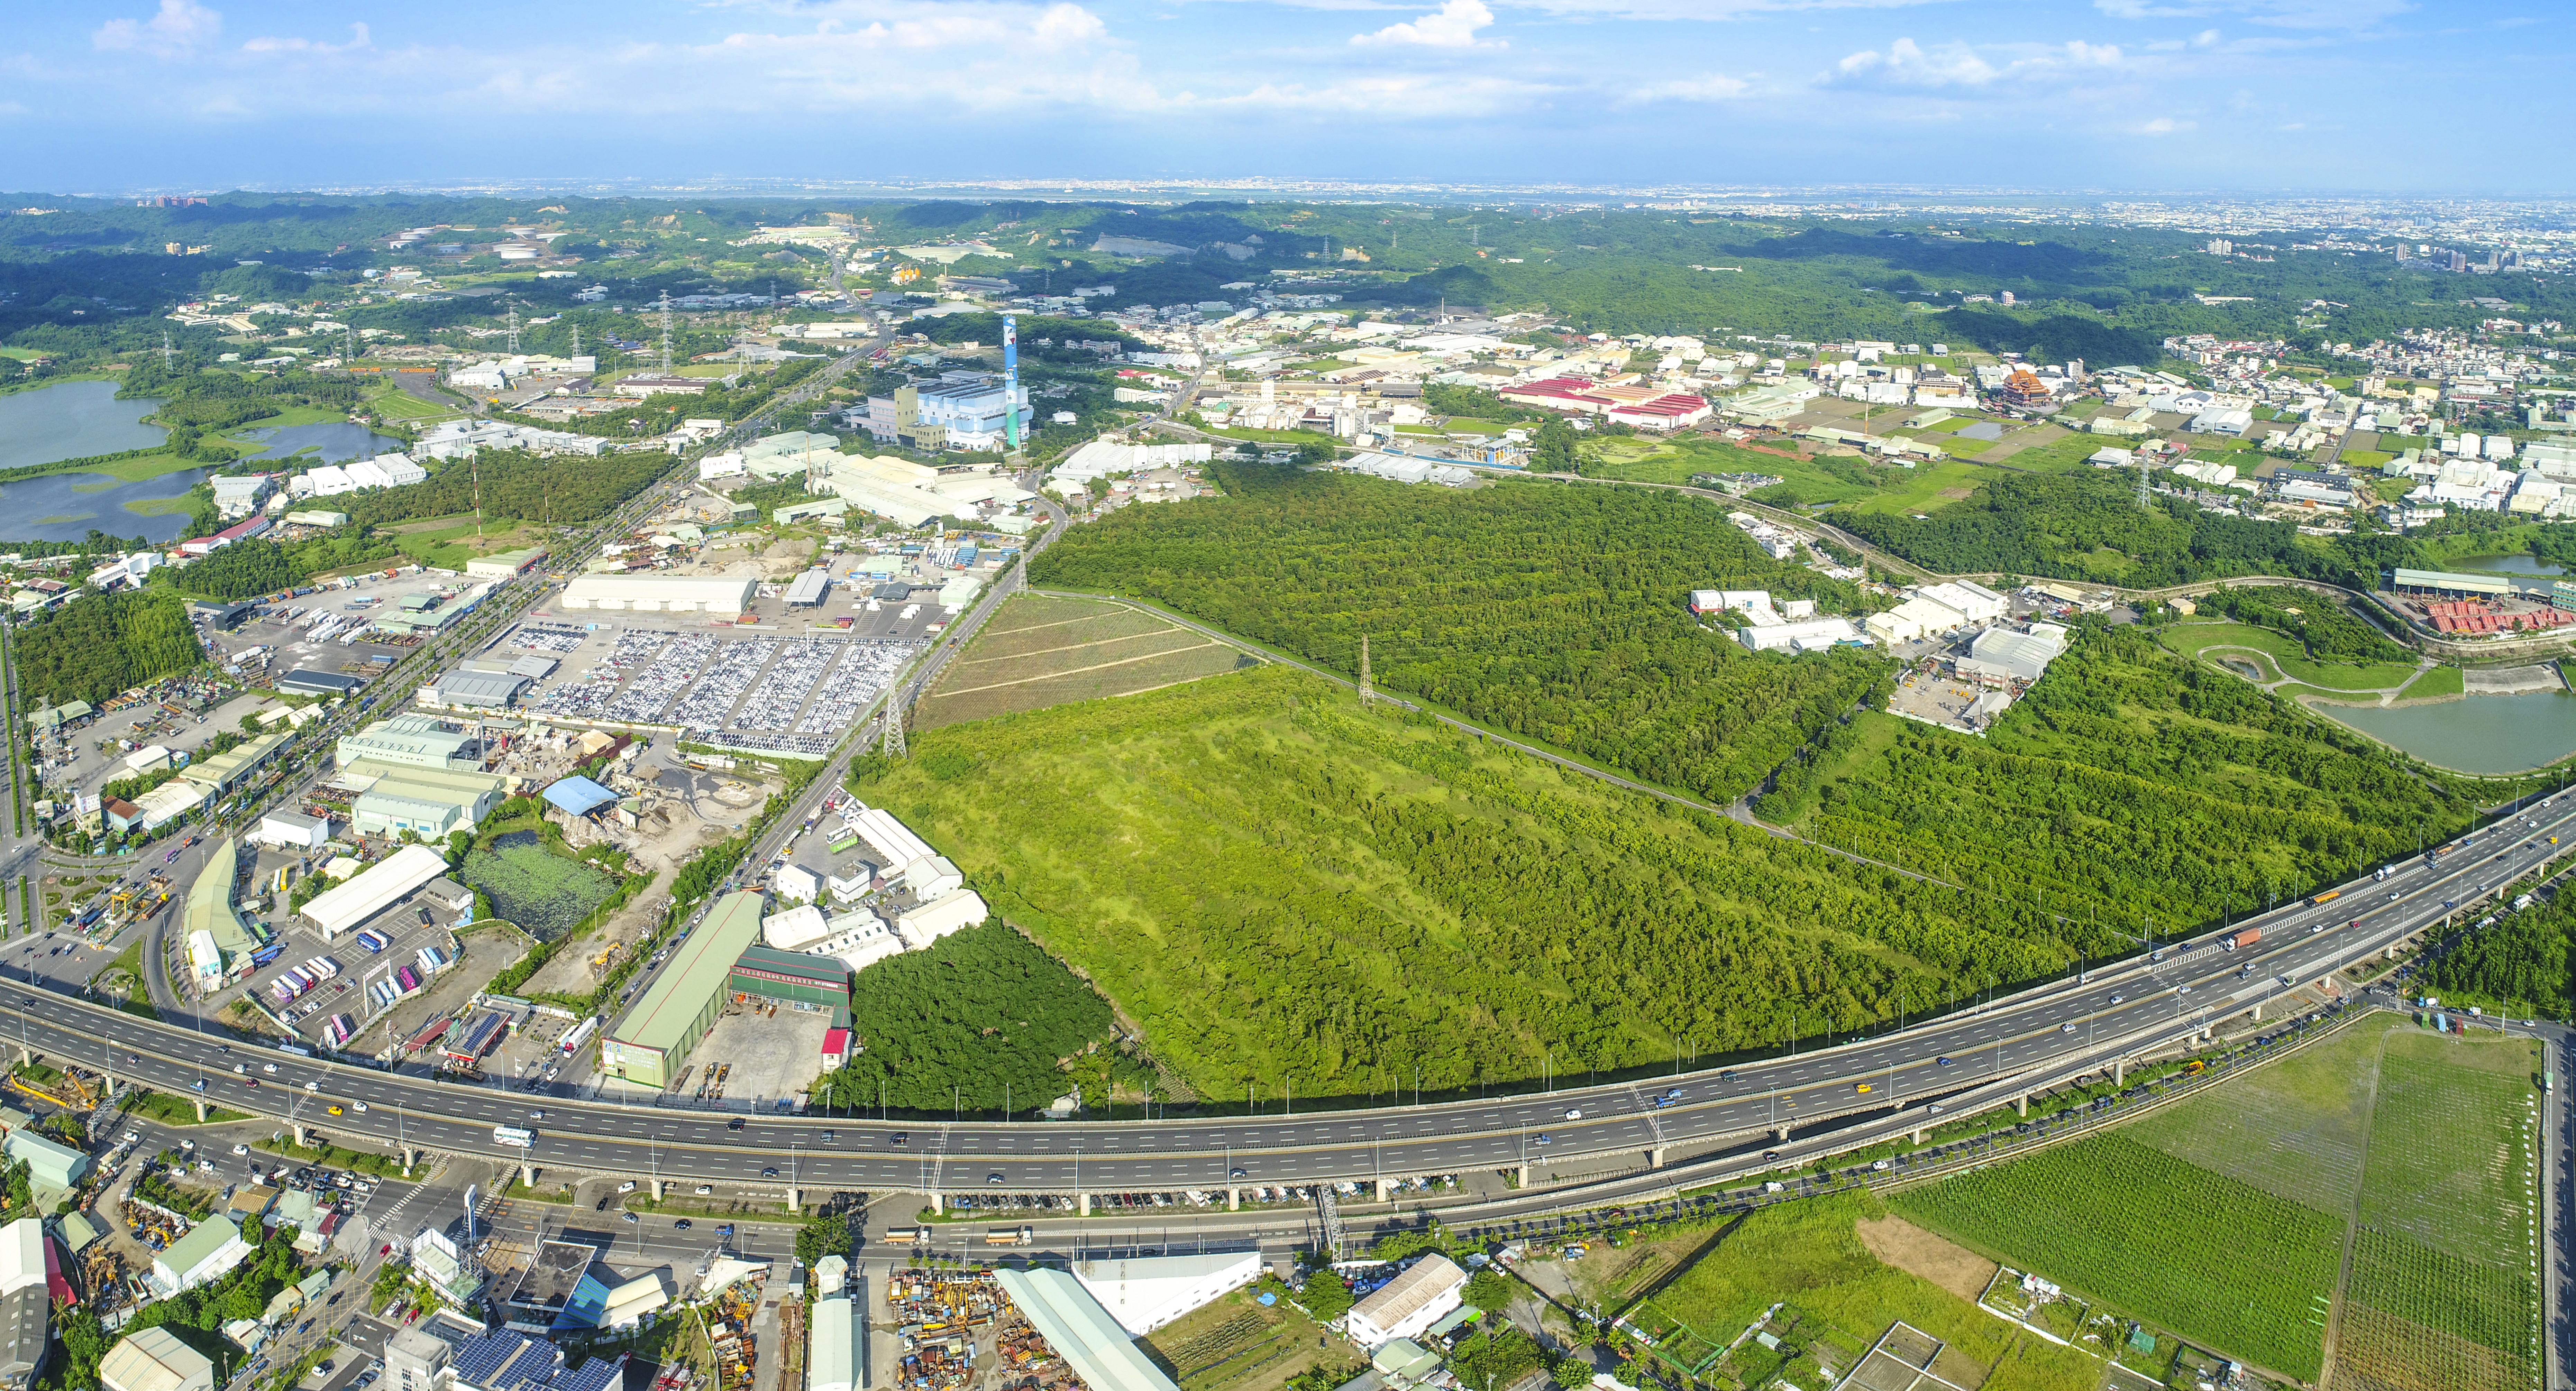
2317,689,2576,774
235,422,403,464
0,467,211,543
2452,553,2565,577
0,380,166,471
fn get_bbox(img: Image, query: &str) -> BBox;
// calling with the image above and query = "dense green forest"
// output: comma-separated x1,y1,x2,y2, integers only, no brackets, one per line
857,665,2120,1099
1032,462,1892,803
2421,892,2574,1020
340,449,669,528
15,588,200,705
811,920,1116,1114
1833,470,2424,591
1771,627,2483,936
2196,586,2414,665
169,538,296,600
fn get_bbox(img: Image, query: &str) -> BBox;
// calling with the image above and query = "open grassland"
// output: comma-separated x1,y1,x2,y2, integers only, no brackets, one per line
1843,458,1992,516
2122,1015,2378,1213
1640,1193,2023,1380
858,664,2098,1102
1890,1134,2344,1380
2159,619,2423,692
916,594,1253,731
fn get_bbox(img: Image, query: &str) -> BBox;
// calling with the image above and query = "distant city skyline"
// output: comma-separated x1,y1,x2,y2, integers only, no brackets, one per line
5,0,2568,195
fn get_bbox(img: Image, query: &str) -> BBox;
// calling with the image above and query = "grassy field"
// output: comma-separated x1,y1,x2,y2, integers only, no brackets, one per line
1842,458,1993,516
1635,1192,2045,1391
856,663,2076,1101
2123,1020,2380,1213
915,594,1255,730
1890,1134,2345,1380
2159,619,2423,692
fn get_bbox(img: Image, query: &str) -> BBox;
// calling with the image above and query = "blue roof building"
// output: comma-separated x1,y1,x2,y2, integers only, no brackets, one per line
540,776,618,819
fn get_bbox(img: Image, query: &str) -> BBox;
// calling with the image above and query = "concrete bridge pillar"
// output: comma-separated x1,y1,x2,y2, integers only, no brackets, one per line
650,1178,666,1200
293,1124,313,1149
401,1146,419,1174
1772,1125,1790,1143
1226,1188,1239,1211
1909,1128,1924,1145
519,1163,536,1189
2251,1001,2264,1021
786,1187,801,1213
1648,1147,1667,1169
929,1191,944,1215
2113,1058,2126,1086
1078,1192,1092,1217
192,1097,209,1123
2014,1094,2028,1119
1514,1163,1531,1189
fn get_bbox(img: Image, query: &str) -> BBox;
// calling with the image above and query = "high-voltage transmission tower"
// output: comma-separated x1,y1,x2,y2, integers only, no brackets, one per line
161,330,174,369
1358,634,1375,706
658,291,674,373
2136,451,2150,510
505,301,520,355
879,696,908,759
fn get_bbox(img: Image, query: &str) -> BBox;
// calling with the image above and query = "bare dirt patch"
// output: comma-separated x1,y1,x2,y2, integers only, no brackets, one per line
1856,1213,1995,1303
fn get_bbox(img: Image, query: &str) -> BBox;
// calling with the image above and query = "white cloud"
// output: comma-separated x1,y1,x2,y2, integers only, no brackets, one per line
1828,35,2123,89
94,0,221,56
1352,0,1503,47
1620,72,1754,102
1200,71,1550,116
2137,115,2194,132
243,23,371,56
2093,0,2409,27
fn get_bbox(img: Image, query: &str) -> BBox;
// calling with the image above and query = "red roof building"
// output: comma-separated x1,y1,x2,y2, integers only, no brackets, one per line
1497,378,1610,414
1605,394,1714,431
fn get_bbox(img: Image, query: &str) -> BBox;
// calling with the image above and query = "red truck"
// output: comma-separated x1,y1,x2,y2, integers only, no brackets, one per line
2223,927,2262,951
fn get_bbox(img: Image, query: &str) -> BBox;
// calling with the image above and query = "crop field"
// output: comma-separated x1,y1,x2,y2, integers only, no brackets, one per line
2355,1032,2537,1265
1891,1017,2541,1391
1890,1134,2345,1378
2122,1019,2379,1213
2331,1028,2541,1391
915,594,1254,730
1141,1287,1339,1391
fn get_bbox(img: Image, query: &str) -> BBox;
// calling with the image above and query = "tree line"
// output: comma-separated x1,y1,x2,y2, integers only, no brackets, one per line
341,448,669,529
811,920,1116,1115
2197,586,2414,665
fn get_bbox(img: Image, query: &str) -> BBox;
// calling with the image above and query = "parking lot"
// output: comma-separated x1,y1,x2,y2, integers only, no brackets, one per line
34,681,281,805
496,608,927,755
662,1005,837,1111
200,563,481,688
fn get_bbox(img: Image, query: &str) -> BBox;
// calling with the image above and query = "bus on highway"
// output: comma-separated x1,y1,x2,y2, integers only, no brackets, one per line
493,1125,535,1149
2309,889,2340,907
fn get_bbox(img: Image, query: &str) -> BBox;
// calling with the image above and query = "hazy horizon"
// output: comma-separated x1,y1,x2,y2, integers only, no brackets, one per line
7,0,2569,197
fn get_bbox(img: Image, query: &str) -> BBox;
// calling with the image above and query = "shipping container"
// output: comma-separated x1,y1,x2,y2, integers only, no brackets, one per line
985,1227,1033,1247
2225,927,2261,951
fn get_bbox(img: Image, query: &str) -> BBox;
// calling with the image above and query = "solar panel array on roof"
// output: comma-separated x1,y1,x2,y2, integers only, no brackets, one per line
451,1328,624,1391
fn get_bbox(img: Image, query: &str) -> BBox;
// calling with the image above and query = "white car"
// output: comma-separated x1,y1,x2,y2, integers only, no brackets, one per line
1563,1108,1582,1121
231,1143,249,1155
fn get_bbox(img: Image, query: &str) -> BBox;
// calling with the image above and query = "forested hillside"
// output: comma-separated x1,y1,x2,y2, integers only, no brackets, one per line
15,589,200,705
341,449,669,528
857,665,2118,1100
1833,470,2423,590
1032,464,1892,803
1770,626,2484,932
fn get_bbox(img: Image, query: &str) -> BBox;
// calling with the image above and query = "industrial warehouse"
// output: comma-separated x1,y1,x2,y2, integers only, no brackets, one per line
598,801,987,1097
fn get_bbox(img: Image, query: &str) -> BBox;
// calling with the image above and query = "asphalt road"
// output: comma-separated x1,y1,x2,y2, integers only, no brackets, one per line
13,795,2570,1207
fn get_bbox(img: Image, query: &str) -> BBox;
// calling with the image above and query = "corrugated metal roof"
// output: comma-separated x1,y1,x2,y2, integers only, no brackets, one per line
992,1268,1180,1391
731,945,849,989
541,776,619,817
608,893,767,1054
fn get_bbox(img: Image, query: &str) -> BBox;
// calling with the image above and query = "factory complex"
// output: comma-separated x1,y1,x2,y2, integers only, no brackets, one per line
599,800,985,1093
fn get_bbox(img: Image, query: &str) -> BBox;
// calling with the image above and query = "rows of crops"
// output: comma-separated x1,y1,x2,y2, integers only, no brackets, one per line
2357,1050,2535,1266
1889,1134,2342,1379
2332,1302,2532,1391
2346,1228,2537,1360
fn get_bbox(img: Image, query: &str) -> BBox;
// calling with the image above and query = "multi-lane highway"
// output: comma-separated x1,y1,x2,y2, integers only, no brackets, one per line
15,792,2569,1208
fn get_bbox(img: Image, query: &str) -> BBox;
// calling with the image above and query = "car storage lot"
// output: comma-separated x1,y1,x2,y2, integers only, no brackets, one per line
498,605,933,753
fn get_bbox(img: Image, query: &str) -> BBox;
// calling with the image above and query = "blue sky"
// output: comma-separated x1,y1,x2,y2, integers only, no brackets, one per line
3,0,2565,194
